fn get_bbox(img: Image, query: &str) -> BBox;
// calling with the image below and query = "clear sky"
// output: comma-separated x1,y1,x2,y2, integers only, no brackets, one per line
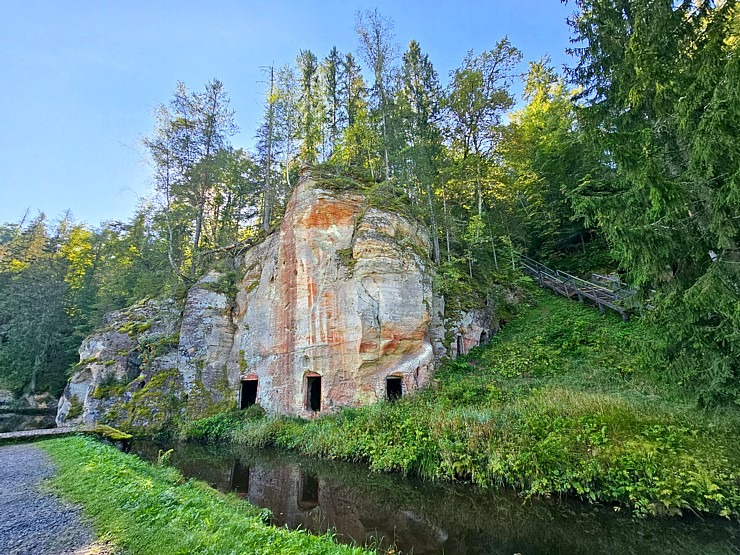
0,0,575,227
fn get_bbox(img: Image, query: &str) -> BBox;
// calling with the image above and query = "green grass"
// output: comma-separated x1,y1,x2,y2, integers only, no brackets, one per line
183,290,740,519
39,436,371,555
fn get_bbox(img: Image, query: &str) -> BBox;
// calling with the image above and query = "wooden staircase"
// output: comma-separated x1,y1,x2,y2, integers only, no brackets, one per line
520,256,637,322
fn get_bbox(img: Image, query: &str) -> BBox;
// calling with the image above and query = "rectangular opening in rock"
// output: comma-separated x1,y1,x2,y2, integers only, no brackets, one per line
306,376,321,412
386,376,403,401
240,379,258,409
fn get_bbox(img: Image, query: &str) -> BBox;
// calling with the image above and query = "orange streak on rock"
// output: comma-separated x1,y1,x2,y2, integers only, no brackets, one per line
301,199,358,229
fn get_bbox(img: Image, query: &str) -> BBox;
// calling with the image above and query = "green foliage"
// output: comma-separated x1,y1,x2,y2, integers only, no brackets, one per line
200,272,240,298
501,58,596,261
184,293,740,518
92,374,130,400
335,248,355,273
0,216,79,396
138,334,179,369
67,395,83,419
156,448,174,467
184,369,237,422
182,405,266,443
118,320,151,337
566,0,740,405
91,424,133,442
312,163,370,191
364,180,412,215
434,259,480,312
117,369,185,436
40,436,369,555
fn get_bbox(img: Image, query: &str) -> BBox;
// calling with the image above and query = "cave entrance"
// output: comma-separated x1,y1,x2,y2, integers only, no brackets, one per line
240,379,258,409
456,335,464,356
386,376,403,401
306,375,321,412
480,330,488,345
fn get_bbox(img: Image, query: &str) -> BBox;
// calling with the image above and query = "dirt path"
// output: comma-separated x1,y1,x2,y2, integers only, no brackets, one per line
0,443,110,555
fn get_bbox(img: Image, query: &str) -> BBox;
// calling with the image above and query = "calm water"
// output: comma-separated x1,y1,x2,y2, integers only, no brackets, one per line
131,441,740,555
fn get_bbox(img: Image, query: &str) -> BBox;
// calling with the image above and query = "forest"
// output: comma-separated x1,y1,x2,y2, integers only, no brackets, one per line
1,0,738,410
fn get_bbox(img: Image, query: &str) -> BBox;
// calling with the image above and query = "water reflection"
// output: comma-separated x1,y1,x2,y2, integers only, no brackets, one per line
131,441,740,555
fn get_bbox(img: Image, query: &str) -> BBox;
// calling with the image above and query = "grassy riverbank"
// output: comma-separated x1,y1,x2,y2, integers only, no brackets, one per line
184,290,740,519
40,436,371,555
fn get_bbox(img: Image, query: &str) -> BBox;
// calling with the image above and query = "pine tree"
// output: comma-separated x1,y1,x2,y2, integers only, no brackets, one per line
398,40,443,262
567,0,740,404
356,8,398,180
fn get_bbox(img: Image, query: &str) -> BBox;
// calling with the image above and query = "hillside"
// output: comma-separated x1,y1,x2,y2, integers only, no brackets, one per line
185,288,740,518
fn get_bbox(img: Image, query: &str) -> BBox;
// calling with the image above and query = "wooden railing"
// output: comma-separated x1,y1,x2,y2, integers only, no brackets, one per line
520,256,636,321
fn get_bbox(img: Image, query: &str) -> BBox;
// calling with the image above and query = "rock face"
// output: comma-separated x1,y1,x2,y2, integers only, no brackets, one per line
0,390,58,433
57,175,497,430
232,180,439,416
177,273,237,417
448,309,494,359
55,299,182,429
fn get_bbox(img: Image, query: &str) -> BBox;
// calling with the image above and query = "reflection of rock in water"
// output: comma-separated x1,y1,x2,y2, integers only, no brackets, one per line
130,442,740,555
299,473,319,509
231,459,250,498
238,460,446,554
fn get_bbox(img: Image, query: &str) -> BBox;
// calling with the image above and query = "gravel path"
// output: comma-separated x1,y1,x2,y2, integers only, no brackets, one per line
0,444,96,555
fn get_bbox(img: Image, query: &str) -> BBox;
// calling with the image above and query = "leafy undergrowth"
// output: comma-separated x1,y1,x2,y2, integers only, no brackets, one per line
184,291,740,519
40,436,371,555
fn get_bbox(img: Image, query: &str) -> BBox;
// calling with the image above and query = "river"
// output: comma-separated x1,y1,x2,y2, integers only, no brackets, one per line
131,441,740,555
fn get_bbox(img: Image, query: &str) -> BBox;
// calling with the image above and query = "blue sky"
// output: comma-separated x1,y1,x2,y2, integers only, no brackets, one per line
0,0,575,226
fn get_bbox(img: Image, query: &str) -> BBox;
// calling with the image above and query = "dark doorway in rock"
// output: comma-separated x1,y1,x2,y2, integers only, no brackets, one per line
456,335,464,356
386,376,403,401
240,379,258,409
232,460,250,498
307,375,321,412
299,472,319,509
480,331,488,345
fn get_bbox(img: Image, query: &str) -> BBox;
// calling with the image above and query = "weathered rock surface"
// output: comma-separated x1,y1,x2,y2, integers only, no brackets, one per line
231,179,439,415
0,389,14,407
449,309,494,358
178,273,236,418
0,390,58,433
56,299,182,429
58,175,498,430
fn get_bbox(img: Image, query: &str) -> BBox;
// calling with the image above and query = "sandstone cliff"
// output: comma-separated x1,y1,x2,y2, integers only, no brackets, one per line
57,175,495,431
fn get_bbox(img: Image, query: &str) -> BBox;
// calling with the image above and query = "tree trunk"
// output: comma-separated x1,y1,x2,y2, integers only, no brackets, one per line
487,212,498,270
381,94,390,181
476,163,483,218
263,67,276,233
442,185,451,262
191,198,205,278
425,179,440,264
30,354,40,394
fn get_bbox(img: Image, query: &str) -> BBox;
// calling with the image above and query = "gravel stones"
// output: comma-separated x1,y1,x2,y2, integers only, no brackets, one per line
0,444,94,555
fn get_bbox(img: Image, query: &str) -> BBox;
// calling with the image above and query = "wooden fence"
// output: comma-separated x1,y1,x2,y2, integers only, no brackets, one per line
520,255,637,321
